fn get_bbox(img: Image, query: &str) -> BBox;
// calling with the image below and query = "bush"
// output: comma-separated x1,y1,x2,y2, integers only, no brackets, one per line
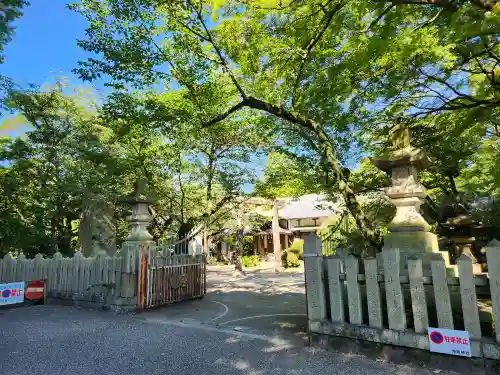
287,239,304,260
281,250,288,266
242,255,261,268
282,250,300,268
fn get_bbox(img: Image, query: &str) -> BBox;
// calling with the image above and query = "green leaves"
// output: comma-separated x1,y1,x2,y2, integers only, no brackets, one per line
254,152,323,198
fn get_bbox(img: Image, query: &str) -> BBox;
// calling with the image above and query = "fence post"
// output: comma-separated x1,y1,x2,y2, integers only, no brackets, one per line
408,257,429,333
431,254,454,329
383,248,406,330
1,254,13,283
457,254,481,340
486,239,500,343
304,233,327,323
72,252,82,295
326,257,344,323
346,255,362,325
14,254,26,280
52,252,62,295
120,243,138,299
365,257,382,329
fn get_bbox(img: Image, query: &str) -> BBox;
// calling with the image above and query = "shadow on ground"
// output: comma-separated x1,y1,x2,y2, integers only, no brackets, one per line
0,304,439,375
140,269,309,343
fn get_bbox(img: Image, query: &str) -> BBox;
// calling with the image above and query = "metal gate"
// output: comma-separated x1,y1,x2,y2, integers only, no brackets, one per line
137,243,206,309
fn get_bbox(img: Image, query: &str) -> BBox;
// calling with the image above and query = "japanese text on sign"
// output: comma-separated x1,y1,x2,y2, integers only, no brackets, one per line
428,327,471,357
0,282,25,306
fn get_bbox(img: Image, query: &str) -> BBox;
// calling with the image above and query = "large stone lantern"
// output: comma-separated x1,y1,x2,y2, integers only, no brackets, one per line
371,125,450,274
119,177,155,244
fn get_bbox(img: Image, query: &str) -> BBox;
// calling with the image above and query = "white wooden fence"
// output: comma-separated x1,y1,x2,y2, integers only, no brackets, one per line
0,247,138,304
305,239,500,359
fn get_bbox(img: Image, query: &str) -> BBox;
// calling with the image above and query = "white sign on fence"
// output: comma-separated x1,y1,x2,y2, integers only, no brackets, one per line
0,282,25,306
428,327,471,357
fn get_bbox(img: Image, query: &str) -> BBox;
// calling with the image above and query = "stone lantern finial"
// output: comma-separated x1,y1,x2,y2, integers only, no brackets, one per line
390,124,411,150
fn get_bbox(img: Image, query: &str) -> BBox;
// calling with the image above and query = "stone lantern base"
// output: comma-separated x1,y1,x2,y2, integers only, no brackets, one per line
376,231,457,276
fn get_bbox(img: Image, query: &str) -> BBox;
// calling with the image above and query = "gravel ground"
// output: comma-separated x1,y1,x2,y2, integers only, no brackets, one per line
0,305,450,375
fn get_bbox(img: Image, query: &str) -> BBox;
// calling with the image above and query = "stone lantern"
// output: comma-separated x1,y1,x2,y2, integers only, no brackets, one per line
119,177,155,244
440,211,487,273
371,125,450,274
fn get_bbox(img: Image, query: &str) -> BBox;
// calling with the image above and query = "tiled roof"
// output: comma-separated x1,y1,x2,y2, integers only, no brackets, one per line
277,194,340,219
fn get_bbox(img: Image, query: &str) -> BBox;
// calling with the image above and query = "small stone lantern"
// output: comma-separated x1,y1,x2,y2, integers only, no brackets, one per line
119,177,155,244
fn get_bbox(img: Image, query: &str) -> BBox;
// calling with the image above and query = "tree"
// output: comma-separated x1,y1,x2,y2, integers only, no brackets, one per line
70,0,500,254
99,84,263,240
254,152,322,198
0,83,123,257
71,0,386,252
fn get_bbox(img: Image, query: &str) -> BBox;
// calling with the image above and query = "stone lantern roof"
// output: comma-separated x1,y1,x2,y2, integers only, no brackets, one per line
370,125,430,174
119,177,156,205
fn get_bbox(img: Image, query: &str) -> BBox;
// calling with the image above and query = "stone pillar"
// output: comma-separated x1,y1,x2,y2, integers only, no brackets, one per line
371,126,448,275
79,192,116,257
303,231,327,326
303,232,322,256
221,241,228,256
272,202,282,271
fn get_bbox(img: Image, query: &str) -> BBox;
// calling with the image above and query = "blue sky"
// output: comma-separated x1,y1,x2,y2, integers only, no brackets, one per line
2,1,102,92
0,1,266,187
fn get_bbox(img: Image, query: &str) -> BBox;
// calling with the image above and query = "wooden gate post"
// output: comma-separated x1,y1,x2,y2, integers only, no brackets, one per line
137,245,148,310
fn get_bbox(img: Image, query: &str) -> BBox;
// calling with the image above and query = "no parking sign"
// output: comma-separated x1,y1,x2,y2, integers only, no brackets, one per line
428,327,471,357
0,282,25,306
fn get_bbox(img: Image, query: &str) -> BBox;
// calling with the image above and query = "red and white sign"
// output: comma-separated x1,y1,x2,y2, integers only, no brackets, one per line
25,280,46,302
428,327,471,357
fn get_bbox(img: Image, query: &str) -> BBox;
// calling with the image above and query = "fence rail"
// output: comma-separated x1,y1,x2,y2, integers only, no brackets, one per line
305,239,500,359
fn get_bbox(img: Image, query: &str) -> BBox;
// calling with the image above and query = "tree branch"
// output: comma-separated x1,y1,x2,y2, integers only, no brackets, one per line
391,0,497,11
415,8,444,29
292,0,345,106
202,100,248,127
365,4,394,32
240,0,299,10
129,0,206,113
187,0,247,99
201,95,381,249
391,0,457,9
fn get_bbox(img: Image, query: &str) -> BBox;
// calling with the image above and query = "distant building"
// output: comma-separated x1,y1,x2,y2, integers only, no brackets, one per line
276,194,339,236
213,194,340,258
